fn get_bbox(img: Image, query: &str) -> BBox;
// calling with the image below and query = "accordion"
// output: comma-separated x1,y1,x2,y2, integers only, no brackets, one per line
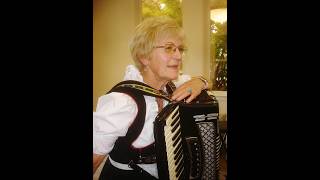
154,91,220,180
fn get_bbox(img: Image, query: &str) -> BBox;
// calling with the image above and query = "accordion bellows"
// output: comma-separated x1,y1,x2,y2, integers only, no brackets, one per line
154,91,220,180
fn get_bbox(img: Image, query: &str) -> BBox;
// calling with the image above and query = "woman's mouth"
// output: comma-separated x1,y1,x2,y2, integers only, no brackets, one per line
167,65,179,69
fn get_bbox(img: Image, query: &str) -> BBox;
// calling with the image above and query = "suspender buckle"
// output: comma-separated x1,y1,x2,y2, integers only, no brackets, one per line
134,153,157,164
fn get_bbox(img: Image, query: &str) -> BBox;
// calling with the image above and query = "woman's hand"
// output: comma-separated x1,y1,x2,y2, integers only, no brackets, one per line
171,77,207,103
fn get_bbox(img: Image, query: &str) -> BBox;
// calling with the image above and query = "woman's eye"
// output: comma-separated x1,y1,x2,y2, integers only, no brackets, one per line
165,46,174,52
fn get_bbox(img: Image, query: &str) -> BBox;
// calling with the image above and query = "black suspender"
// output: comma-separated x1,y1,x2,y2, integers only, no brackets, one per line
110,80,172,101
107,85,149,164
106,80,176,178
107,80,175,163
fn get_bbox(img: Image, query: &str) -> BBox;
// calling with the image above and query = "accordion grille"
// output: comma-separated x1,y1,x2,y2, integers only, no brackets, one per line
197,122,219,179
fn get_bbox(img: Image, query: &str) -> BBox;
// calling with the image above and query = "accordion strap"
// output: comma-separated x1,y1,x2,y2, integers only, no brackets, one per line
108,85,148,164
109,80,174,101
107,80,169,165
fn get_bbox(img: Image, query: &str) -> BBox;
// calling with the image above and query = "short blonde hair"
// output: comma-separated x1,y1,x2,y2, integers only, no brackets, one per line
129,16,186,70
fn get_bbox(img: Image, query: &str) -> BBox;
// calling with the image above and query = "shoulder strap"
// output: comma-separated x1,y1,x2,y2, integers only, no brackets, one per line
109,80,172,102
107,80,176,164
108,85,146,145
107,84,148,163
165,81,176,95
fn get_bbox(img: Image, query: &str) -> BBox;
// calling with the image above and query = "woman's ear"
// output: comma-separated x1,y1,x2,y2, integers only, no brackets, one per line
139,55,149,66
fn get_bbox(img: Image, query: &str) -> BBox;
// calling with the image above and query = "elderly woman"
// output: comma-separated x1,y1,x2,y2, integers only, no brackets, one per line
93,16,208,179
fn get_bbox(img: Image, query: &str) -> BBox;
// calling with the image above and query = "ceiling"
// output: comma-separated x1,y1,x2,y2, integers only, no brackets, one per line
210,0,227,9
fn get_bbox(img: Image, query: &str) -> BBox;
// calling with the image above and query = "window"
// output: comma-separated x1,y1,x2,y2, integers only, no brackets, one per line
210,8,227,91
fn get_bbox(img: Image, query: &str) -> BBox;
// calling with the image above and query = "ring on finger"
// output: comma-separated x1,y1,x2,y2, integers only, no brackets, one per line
187,87,192,94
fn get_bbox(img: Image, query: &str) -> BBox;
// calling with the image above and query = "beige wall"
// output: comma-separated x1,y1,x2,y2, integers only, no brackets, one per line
181,0,211,79
93,0,211,110
93,0,140,110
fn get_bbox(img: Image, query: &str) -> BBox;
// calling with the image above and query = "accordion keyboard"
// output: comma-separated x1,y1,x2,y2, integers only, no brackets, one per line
164,105,185,180
155,91,220,180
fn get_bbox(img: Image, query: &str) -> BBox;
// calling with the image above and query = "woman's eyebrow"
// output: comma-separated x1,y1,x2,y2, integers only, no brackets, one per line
164,42,175,45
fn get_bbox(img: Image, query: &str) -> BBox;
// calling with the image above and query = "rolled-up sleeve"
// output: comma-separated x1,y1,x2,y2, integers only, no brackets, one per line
93,92,138,155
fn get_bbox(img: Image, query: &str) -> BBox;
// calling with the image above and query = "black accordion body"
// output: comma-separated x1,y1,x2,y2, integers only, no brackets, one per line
154,91,220,180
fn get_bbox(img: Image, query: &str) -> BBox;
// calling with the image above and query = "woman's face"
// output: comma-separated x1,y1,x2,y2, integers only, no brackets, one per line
146,37,184,82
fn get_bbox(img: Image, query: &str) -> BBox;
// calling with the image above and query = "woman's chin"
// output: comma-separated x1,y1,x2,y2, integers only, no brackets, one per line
168,74,179,81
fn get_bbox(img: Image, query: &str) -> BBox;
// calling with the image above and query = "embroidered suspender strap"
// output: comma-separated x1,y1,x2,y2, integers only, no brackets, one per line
108,86,149,164
110,80,172,101
103,85,158,179
107,80,176,164
165,81,176,95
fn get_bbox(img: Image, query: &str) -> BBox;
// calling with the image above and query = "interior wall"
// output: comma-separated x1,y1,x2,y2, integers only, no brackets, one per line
93,0,140,110
181,0,210,79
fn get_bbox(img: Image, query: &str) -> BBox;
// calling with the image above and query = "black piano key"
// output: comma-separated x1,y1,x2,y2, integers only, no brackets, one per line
175,160,184,177
175,150,183,165
174,145,183,160
173,135,181,147
172,127,181,142
171,109,179,121
173,141,182,154
170,115,179,126
177,171,184,180
171,121,180,133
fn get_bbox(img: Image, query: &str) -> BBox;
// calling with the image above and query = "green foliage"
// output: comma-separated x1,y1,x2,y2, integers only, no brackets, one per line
210,20,227,90
210,20,227,59
142,0,182,26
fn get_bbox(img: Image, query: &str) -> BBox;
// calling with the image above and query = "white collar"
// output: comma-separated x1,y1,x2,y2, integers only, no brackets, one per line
123,65,143,82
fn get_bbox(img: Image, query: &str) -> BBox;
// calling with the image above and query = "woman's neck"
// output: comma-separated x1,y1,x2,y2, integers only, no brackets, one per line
141,72,168,91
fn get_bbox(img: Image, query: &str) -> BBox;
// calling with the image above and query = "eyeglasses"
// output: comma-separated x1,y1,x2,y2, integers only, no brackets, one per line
154,43,187,55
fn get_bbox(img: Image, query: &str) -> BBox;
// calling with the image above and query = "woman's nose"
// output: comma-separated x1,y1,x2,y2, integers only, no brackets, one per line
172,48,183,59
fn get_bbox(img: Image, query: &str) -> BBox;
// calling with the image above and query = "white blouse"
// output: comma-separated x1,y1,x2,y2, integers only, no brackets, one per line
93,65,190,178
